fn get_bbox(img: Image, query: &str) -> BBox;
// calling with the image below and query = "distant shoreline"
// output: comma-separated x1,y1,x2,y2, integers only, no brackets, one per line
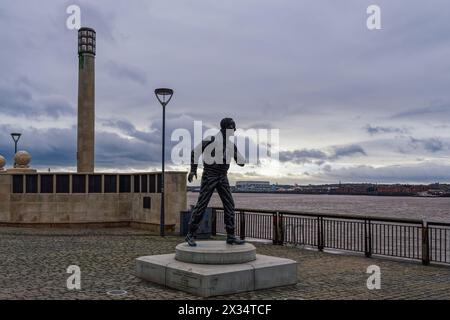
188,190,450,198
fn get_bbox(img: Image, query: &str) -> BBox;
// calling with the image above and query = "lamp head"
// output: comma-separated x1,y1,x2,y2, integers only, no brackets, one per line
11,133,22,143
78,27,96,56
155,88,174,106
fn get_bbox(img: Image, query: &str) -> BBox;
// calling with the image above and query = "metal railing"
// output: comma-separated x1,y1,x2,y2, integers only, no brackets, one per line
211,207,450,266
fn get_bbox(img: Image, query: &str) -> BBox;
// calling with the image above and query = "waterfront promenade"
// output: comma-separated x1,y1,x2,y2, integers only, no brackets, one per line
0,227,449,300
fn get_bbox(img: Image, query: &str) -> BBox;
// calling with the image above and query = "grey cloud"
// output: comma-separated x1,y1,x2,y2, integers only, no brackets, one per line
0,124,76,167
104,61,147,85
99,114,215,167
318,162,450,184
409,137,447,153
72,0,117,41
279,149,328,164
0,123,164,169
0,82,75,119
391,102,450,120
364,124,409,136
101,119,153,143
280,144,367,164
101,113,206,144
41,96,76,119
242,122,275,130
102,116,273,168
95,131,161,166
331,145,367,159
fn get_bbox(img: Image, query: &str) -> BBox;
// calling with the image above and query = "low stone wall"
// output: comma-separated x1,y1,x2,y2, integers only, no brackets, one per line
0,171,187,234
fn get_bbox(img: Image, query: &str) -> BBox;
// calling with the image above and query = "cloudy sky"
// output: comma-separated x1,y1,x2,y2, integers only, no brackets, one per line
1,0,450,184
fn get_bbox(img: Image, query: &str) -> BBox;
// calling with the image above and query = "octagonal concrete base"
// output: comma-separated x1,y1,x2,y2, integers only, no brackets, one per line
136,253,297,297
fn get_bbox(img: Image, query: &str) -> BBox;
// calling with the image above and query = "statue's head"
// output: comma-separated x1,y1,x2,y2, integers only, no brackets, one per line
220,118,236,134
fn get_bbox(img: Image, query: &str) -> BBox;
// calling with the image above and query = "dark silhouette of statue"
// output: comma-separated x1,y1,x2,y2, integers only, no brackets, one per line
186,118,245,247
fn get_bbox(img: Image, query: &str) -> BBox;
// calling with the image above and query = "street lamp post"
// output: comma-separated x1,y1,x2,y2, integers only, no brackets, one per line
10,133,22,167
154,88,174,237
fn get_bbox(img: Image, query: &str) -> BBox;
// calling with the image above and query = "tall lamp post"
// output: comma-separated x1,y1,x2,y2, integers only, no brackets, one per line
154,88,174,237
11,133,22,167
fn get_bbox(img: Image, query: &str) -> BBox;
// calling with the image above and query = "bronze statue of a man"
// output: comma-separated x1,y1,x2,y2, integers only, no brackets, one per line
186,118,245,247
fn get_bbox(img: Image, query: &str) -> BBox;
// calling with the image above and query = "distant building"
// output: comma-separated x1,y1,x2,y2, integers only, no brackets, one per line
235,181,272,192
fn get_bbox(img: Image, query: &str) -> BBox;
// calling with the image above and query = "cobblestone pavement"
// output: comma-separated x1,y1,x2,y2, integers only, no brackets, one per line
0,227,449,300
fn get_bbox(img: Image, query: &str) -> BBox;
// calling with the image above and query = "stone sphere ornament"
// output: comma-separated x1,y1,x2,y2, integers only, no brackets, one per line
14,151,31,168
0,155,5,170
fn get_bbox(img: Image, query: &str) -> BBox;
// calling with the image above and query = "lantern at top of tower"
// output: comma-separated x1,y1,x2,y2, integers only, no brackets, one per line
78,27,96,56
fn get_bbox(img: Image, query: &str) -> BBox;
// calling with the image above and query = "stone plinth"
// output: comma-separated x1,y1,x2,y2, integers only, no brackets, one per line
136,241,297,297
175,241,256,264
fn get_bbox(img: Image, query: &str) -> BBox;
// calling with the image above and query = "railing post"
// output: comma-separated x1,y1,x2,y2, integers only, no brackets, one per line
321,217,325,250
278,212,284,245
211,208,217,236
422,221,430,265
317,216,324,251
364,220,372,258
240,211,246,240
273,212,279,245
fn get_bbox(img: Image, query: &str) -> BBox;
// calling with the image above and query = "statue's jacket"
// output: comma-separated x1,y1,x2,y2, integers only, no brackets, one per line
190,132,245,176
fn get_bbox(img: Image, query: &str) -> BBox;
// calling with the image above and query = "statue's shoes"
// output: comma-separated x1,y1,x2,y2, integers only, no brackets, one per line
185,234,197,247
226,236,245,245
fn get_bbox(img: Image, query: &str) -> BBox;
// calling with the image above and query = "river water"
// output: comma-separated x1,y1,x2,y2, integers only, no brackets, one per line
188,192,450,223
